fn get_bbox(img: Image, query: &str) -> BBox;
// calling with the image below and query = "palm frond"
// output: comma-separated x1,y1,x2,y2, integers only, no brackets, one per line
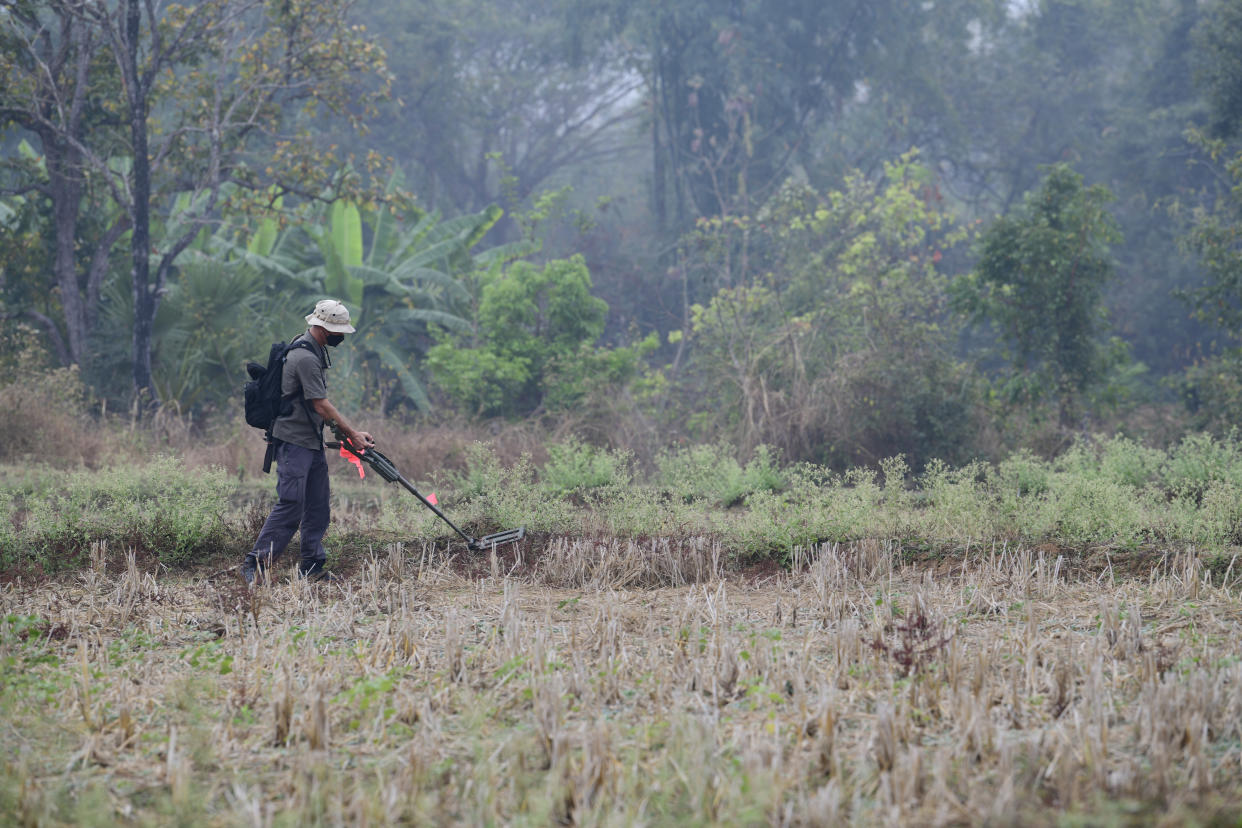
389,307,473,333
368,339,432,411
390,264,472,303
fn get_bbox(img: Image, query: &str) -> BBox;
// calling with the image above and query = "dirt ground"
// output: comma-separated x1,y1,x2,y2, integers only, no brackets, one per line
2,538,1241,825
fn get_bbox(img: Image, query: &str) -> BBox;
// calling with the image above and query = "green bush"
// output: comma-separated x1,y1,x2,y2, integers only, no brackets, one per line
1035,473,1151,549
541,437,632,496
729,465,884,556
1178,352,1242,434
427,256,611,417
1160,431,1242,501
585,481,690,538
543,334,660,412
992,450,1052,498
1163,482,1242,548
656,443,785,507
916,460,996,543
13,431,1242,571
453,443,576,534
729,489,810,556
6,457,234,570
1053,435,1166,489
0,490,17,569
372,485,446,538
1095,435,1166,489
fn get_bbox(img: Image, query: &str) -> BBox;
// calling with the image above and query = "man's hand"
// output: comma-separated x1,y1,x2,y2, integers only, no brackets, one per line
312,398,375,450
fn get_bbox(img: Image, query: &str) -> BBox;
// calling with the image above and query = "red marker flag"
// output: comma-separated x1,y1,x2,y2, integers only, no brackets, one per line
427,492,438,506
340,445,365,479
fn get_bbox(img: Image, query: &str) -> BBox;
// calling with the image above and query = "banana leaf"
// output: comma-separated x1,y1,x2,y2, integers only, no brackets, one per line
368,339,432,411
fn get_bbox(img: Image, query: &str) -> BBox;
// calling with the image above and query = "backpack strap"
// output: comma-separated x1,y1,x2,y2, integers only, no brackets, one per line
262,338,323,472
284,338,325,450
262,439,278,474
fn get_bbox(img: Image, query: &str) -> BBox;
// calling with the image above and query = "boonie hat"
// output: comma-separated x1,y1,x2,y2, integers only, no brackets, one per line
305,299,356,333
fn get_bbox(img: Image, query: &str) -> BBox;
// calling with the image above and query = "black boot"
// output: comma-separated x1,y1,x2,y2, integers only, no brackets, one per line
298,559,337,582
240,554,259,585
241,554,272,586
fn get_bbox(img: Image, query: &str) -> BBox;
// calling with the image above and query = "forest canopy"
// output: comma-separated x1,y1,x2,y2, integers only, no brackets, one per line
4,0,1242,468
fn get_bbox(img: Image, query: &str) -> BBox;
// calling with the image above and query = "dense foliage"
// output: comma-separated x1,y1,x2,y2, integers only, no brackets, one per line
957,164,1122,426
5,0,1242,469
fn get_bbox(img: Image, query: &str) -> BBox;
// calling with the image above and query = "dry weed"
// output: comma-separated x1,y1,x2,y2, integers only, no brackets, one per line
1,538,1241,824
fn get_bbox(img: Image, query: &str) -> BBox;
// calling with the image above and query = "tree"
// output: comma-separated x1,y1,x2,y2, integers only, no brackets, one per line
1174,1,1242,429
350,0,639,232
2,0,388,403
956,164,1121,427
1176,137,1242,430
425,255,610,417
0,179,58,357
839,0,1212,377
1195,0,1242,139
683,154,977,467
0,4,129,367
622,0,957,244
1182,0,1242,337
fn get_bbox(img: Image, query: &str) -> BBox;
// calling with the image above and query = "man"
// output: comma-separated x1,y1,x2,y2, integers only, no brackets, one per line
241,299,375,584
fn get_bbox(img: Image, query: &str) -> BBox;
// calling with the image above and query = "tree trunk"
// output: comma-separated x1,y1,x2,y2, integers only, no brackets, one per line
652,75,667,238
44,136,86,366
124,0,156,403
27,13,98,369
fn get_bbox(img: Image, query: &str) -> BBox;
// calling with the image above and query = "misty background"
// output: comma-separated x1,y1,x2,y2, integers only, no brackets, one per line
4,0,1242,470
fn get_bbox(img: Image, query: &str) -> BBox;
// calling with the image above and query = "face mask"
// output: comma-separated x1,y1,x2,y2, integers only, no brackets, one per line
326,333,345,347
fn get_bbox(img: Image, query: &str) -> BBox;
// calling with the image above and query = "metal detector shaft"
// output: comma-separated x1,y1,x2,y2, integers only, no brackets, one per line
327,438,523,551
391,470,477,547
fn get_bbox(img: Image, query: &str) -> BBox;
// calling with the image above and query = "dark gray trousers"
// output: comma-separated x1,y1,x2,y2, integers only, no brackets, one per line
249,442,329,567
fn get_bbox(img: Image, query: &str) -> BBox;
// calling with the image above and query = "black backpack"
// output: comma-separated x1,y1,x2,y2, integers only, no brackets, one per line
244,339,317,471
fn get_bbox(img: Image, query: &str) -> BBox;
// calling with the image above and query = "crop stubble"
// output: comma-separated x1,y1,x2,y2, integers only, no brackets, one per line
2,538,1241,825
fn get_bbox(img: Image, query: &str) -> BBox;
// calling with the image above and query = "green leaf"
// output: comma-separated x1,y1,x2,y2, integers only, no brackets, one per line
390,263,471,303
321,242,348,299
389,210,440,261
0,199,19,227
369,339,432,411
474,239,540,269
389,307,472,333
366,168,405,267
331,201,364,269
348,263,410,295
247,198,282,258
398,235,471,270
462,204,504,250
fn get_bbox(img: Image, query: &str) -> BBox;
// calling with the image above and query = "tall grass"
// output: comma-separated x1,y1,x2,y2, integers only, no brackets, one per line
1,457,233,570
7,431,1242,574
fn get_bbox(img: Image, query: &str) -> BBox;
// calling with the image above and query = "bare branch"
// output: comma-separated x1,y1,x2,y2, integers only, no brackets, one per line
0,180,47,198
20,310,72,367
84,214,131,332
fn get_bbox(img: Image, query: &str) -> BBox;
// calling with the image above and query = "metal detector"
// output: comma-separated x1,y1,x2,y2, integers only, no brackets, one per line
327,429,525,552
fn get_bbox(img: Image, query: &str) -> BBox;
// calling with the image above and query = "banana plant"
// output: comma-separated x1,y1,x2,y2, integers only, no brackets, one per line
217,181,511,411
319,199,504,410
106,167,519,415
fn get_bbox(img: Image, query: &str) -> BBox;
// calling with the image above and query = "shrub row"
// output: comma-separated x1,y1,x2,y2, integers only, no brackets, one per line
450,433,1242,557
5,433,1242,572
0,457,234,571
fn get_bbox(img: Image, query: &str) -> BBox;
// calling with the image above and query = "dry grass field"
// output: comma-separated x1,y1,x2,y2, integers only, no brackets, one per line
3,537,1241,826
